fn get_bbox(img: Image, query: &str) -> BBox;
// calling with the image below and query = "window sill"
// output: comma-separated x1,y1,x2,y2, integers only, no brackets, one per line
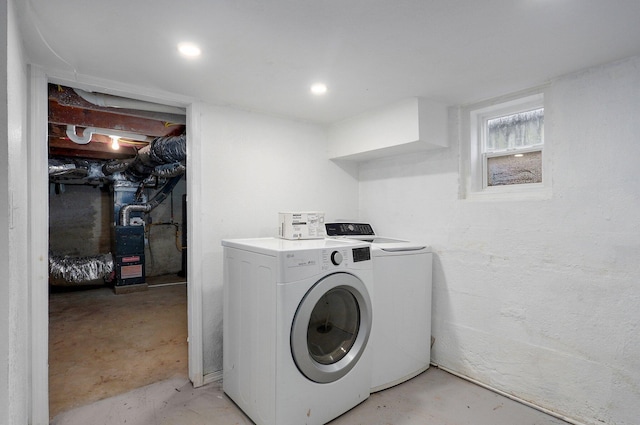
465,185,552,202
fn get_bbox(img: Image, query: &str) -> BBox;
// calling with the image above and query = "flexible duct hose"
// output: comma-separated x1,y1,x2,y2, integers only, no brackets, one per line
102,157,136,175
124,135,186,182
153,162,186,178
49,252,114,285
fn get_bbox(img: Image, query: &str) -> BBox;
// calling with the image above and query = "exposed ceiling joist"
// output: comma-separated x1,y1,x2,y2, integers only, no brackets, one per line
48,137,138,160
48,84,186,161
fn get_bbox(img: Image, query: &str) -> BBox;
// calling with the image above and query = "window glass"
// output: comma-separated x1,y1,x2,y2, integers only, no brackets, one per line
486,108,544,152
487,151,542,186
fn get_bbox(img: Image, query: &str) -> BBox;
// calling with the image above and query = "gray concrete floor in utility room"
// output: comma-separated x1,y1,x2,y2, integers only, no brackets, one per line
49,277,571,425
49,278,188,419
51,367,572,425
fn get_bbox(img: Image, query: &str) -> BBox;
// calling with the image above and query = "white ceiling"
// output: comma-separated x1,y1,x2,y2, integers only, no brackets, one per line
16,0,640,124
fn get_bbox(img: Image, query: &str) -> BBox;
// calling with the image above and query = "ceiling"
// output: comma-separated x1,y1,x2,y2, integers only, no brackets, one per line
16,0,640,124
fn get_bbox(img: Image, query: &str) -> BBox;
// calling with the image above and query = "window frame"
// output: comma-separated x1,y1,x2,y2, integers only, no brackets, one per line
465,91,551,200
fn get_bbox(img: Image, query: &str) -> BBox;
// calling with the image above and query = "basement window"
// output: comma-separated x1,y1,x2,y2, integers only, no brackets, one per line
465,92,550,200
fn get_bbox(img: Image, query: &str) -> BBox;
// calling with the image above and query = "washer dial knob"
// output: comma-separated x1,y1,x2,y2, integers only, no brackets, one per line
331,251,343,266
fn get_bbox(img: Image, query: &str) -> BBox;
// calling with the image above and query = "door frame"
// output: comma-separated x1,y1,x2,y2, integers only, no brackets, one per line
28,65,205,424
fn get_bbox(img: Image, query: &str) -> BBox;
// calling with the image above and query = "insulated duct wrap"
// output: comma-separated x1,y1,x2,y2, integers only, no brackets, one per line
49,252,114,285
49,158,110,183
125,135,186,181
148,135,186,163
48,158,92,178
51,135,186,183
153,162,186,178
49,158,81,176
103,158,136,176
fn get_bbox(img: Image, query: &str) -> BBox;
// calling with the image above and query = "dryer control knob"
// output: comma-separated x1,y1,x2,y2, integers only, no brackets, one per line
331,251,343,266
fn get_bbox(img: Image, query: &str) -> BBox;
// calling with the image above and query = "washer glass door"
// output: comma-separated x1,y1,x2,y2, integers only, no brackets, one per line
291,272,372,383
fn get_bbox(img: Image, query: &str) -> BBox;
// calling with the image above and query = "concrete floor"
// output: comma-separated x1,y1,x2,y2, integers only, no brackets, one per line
50,280,571,425
49,279,188,418
50,367,571,425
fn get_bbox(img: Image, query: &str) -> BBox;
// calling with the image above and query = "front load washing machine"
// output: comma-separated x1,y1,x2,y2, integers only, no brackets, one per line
325,223,433,392
222,237,374,425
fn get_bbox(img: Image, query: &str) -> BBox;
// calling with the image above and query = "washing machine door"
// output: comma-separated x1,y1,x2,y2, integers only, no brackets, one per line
291,272,372,383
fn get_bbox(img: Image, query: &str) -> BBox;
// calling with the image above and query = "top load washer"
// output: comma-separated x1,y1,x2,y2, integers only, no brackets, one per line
325,222,433,392
222,237,374,425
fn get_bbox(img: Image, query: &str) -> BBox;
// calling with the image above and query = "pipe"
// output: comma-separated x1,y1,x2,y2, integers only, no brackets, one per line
73,88,186,118
119,175,183,226
119,203,152,227
66,125,95,144
67,124,149,145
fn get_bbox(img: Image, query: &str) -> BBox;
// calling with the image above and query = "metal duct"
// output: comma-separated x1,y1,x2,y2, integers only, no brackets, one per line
119,204,152,226
119,175,184,226
49,252,114,285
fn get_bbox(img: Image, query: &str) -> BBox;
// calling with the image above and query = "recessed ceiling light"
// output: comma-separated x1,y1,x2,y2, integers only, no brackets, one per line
178,42,201,58
310,83,328,95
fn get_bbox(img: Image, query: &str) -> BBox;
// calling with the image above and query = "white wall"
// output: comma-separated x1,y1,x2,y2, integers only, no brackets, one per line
358,56,640,425
196,104,360,374
1,0,30,423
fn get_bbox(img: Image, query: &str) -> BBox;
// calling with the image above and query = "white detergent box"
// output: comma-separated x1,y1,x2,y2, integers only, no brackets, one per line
278,212,326,240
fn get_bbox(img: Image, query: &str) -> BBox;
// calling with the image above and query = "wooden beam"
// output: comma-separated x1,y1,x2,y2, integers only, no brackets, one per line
47,84,184,160
48,137,137,160
48,123,149,146
49,100,183,137
48,84,185,123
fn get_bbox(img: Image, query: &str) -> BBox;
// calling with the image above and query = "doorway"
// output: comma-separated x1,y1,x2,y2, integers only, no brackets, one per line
40,78,195,423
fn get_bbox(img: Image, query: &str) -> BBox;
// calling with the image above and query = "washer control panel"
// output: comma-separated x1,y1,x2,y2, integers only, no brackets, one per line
320,246,371,271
